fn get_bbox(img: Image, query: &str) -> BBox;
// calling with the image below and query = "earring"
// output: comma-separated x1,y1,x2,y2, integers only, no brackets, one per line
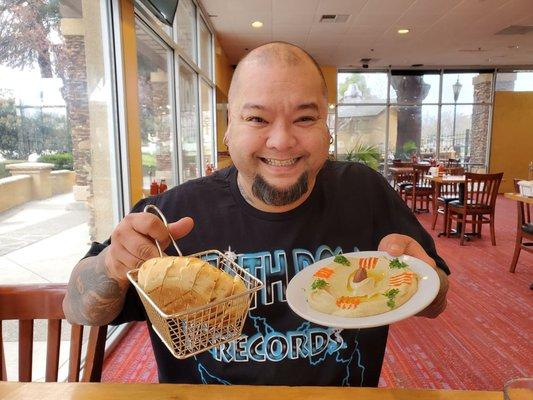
329,135,334,145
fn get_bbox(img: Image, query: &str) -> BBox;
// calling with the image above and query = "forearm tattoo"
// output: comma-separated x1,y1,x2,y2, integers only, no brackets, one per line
65,256,126,326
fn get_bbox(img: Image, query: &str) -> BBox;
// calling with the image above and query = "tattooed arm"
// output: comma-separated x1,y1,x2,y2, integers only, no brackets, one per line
63,248,129,326
63,213,194,326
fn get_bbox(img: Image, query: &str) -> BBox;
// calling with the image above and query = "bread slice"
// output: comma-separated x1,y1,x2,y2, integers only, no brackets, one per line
137,256,248,323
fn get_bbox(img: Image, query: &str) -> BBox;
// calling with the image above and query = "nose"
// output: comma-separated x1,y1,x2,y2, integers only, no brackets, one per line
265,120,297,151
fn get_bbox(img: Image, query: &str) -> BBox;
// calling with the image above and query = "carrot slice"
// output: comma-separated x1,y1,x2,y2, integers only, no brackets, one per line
313,267,334,279
336,296,361,309
358,257,379,269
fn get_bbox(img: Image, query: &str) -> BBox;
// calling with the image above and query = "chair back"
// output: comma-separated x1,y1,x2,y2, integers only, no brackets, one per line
413,164,432,187
439,181,461,198
464,172,503,208
395,170,414,186
0,284,107,382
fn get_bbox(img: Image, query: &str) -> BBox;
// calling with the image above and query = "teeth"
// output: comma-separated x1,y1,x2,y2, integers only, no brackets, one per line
263,158,298,167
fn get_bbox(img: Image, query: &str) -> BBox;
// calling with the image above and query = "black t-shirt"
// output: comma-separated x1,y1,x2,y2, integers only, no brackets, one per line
84,161,449,386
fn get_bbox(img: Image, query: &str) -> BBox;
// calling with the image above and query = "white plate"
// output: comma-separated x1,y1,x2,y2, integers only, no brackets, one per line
286,251,440,329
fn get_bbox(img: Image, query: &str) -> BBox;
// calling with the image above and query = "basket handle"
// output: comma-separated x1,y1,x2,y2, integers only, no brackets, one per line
143,204,183,257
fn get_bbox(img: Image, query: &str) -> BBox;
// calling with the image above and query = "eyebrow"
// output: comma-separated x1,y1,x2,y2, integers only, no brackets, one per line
242,103,266,111
296,102,319,112
241,102,319,112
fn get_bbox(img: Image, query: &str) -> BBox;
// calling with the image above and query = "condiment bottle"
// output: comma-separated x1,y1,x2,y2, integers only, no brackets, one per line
159,179,167,193
150,179,159,195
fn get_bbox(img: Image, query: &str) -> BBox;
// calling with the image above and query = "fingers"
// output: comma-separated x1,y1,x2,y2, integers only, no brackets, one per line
126,213,170,243
167,217,194,241
105,213,194,282
104,245,139,284
378,233,436,269
379,234,449,318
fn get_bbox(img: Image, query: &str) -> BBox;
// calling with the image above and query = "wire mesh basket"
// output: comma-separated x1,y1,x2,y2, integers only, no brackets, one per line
126,205,264,359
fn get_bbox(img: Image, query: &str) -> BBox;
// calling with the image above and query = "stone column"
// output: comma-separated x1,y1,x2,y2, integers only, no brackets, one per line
470,74,515,168
60,18,92,202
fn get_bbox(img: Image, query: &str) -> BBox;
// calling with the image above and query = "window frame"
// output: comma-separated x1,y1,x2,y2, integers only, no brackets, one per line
336,68,503,176
133,0,216,185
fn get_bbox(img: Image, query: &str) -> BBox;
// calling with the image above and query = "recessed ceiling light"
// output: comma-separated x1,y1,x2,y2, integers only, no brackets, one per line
398,28,410,34
251,21,263,28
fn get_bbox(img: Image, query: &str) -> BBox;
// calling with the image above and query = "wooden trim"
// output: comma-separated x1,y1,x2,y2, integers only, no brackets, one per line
119,0,143,205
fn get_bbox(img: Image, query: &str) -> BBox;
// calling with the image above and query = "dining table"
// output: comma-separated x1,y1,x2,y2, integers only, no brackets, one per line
0,382,504,400
504,192,533,206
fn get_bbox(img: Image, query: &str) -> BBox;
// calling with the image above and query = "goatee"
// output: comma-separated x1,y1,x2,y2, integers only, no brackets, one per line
252,172,309,206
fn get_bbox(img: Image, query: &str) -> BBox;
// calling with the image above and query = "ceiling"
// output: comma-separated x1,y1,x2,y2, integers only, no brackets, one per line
201,0,533,69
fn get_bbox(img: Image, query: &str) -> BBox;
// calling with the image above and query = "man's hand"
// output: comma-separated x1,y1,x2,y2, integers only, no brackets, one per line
378,233,448,318
63,212,194,326
105,213,194,286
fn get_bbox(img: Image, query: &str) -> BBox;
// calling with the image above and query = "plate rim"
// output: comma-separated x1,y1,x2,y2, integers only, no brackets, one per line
286,250,440,329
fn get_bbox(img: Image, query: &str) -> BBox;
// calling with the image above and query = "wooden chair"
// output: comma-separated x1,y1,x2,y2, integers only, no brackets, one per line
431,167,465,230
0,284,107,382
394,170,415,200
431,180,462,232
404,164,433,213
446,172,503,245
510,178,533,272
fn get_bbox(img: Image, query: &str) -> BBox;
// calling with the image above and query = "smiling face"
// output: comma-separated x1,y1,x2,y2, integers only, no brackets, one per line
225,46,330,212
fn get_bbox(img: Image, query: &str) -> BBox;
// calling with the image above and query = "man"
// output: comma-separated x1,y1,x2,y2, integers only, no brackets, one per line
64,42,449,386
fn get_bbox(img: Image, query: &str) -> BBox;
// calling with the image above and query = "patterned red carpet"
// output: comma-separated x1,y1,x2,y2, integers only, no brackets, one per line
102,195,533,389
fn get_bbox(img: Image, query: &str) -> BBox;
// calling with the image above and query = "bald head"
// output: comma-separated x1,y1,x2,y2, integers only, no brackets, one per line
228,42,328,106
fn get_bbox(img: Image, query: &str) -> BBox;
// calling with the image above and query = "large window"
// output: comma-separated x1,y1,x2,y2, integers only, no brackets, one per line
135,0,215,186
0,0,121,381
136,20,176,190
0,0,120,281
337,70,497,175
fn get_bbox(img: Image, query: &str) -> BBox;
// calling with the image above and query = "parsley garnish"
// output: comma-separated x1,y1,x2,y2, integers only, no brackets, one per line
311,279,328,290
389,258,408,269
383,288,400,309
334,255,350,266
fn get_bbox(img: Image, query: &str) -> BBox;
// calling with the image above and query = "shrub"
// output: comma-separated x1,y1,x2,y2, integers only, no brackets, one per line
345,142,381,171
38,152,73,170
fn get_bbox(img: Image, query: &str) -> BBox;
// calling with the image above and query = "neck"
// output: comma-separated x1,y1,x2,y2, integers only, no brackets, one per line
236,174,315,213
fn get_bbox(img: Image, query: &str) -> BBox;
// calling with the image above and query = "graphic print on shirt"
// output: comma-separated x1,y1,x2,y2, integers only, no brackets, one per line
195,245,366,386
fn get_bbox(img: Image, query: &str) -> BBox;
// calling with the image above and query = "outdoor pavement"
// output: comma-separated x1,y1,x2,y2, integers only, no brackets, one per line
0,193,92,381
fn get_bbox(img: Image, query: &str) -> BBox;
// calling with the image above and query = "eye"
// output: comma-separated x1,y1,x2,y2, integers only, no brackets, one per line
245,116,268,124
295,115,318,124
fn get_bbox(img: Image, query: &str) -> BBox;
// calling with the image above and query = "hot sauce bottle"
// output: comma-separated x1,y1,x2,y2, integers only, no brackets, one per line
159,179,167,193
150,179,159,195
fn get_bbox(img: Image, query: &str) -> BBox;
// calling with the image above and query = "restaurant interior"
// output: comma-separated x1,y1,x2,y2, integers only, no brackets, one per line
0,0,532,398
